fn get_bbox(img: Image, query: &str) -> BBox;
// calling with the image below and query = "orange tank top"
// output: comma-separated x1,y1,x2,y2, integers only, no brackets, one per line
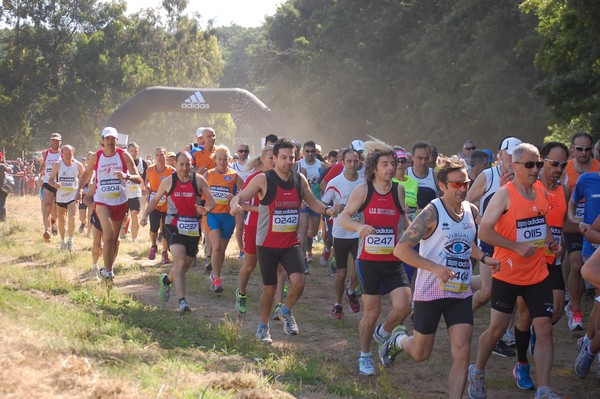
493,181,549,285
563,158,599,192
146,164,175,212
535,181,567,265
205,167,238,214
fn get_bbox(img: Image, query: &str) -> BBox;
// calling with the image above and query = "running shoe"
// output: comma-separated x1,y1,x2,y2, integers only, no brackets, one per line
67,240,74,252
148,245,157,260
161,250,170,264
331,304,343,319
307,253,313,264
380,324,407,367
354,287,362,297
159,273,171,302
60,241,67,251
78,222,86,234
330,259,337,276
272,303,282,321
303,258,309,275
577,335,590,351
501,329,516,347
492,340,515,357
51,222,58,235
256,325,273,344
91,264,99,279
99,267,114,290
574,339,595,378
43,230,51,243
534,386,565,398
347,289,360,313
565,302,584,331
278,307,299,335
373,325,387,355
235,288,247,314
320,248,331,266
204,256,212,273
358,355,376,376
210,273,224,293
238,252,245,260
467,364,486,399
179,299,191,315
513,362,534,390
157,230,162,242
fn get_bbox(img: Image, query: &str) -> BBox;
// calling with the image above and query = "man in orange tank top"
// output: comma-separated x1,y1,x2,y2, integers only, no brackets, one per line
468,143,564,399
561,131,599,332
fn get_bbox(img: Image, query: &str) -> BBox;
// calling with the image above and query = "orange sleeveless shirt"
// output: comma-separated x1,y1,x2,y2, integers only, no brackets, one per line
205,167,238,214
493,181,549,285
146,164,175,212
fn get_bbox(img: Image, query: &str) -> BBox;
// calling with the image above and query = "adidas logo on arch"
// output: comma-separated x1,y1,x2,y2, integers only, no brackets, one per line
181,91,210,109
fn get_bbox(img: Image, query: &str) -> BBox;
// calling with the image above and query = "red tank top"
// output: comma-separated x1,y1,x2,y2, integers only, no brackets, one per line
256,170,302,248
493,181,549,285
358,182,404,262
166,174,201,237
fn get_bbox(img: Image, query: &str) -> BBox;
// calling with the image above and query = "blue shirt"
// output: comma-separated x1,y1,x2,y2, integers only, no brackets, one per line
572,172,600,257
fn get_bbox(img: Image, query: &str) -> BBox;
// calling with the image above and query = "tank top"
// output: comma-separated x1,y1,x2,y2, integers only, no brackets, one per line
299,158,323,199
535,181,566,265
56,160,80,203
321,173,364,239
480,165,502,214
407,167,437,209
493,181,549,285
563,159,599,222
242,170,263,228
231,161,254,182
146,164,174,212
166,172,201,237
256,170,302,248
205,167,238,214
392,176,419,221
415,198,476,300
125,157,144,199
93,148,128,206
357,181,404,262
43,149,61,183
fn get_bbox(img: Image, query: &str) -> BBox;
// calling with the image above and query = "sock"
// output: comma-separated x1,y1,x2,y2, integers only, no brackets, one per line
378,325,390,338
347,288,354,296
360,351,371,358
179,297,186,304
280,304,290,314
395,334,406,349
67,236,73,243
514,327,531,363
258,323,269,329
335,302,342,307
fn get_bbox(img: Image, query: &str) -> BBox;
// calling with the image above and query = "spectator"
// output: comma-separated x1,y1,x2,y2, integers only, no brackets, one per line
0,151,14,221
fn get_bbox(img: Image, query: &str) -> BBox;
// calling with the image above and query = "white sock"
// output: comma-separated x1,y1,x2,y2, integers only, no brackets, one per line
378,325,390,338
360,351,371,358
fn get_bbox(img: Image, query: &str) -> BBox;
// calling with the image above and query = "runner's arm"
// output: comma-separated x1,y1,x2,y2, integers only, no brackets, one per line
140,176,171,223
120,151,142,184
338,183,371,236
48,163,60,189
196,173,215,215
465,170,486,207
230,173,266,215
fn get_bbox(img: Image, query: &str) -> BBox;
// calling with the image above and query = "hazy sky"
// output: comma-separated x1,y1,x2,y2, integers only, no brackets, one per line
120,0,282,27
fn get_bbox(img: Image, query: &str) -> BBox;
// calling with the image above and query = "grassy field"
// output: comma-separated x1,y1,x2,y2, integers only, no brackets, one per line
1,195,599,398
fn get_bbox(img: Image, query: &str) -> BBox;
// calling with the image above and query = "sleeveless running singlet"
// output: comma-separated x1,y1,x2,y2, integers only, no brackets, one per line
535,181,567,265
43,149,61,184
205,167,238,214
166,172,201,237
56,160,80,203
407,167,437,209
415,198,476,300
493,181,549,285
93,148,128,206
256,170,302,248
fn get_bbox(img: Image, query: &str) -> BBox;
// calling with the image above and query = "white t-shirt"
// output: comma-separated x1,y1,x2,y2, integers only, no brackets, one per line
230,160,254,182
321,173,364,239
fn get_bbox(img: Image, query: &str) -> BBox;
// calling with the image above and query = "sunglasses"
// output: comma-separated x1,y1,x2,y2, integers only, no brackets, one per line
446,180,471,189
464,146,476,151
397,158,408,164
238,149,249,153
544,158,567,169
574,146,592,152
514,161,544,169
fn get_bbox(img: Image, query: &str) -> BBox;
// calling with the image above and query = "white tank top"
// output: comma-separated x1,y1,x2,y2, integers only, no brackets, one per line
407,167,437,209
480,165,501,215
414,198,476,301
43,150,61,183
126,158,143,199
299,158,322,188
56,160,80,204
94,148,128,206
231,161,254,182
321,173,364,239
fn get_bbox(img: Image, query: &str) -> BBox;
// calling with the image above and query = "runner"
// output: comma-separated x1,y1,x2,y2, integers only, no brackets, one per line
298,140,326,269
40,132,62,242
231,142,253,260
467,143,564,399
230,138,336,344
145,147,175,264
141,151,215,314
235,145,275,314
48,145,84,251
511,142,571,390
77,127,141,285
562,131,599,331
203,145,243,293
125,142,147,241
388,156,499,399
321,148,364,318
338,140,411,376
78,151,94,237
407,141,438,210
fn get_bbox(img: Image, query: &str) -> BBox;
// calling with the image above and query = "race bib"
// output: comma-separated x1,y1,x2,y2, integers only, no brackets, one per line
177,216,199,237
59,176,75,191
574,203,585,221
149,192,166,206
126,180,141,194
516,216,547,247
545,226,562,260
365,227,395,255
440,257,471,293
211,186,230,205
99,178,123,199
272,208,299,232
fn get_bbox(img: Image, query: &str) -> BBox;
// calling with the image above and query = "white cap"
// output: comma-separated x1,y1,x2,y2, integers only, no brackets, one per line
350,139,364,152
499,136,522,155
196,127,205,138
101,127,119,139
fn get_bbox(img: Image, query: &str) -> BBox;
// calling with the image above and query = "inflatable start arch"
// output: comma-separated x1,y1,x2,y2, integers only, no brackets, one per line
105,86,279,137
